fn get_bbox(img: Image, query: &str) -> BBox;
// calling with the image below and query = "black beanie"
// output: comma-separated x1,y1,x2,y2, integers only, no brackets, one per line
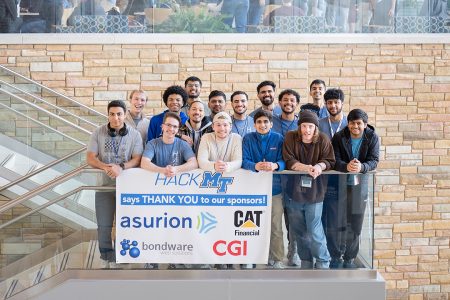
298,110,319,127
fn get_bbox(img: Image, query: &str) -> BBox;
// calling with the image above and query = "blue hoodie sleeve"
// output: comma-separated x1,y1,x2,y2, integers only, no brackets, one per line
275,135,286,171
242,135,257,172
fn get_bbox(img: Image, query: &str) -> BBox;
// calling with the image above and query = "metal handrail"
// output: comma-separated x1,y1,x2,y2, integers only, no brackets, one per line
0,89,93,136
0,64,107,119
0,147,87,193
0,186,115,230
0,164,93,214
0,79,101,129
0,102,86,145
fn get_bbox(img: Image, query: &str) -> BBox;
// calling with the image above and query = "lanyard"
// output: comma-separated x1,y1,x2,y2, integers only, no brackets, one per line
328,117,343,138
281,117,296,137
214,135,232,161
232,116,249,137
165,139,177,166
112,136,123,164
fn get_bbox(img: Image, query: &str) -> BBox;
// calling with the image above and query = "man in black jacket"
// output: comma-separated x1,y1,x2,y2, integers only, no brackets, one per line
0,0,21,33
331,108,379,268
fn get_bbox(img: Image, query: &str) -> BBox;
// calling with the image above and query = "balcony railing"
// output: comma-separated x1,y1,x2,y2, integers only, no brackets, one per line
1,0,448,34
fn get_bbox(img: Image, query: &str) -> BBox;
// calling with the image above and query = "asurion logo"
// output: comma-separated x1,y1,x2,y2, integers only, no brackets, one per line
197,211,218,234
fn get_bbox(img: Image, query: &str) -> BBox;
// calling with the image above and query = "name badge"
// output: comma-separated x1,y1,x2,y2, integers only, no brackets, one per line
301,175,312,188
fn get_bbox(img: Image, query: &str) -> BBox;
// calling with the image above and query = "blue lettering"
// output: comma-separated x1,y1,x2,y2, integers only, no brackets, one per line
178,173,190,186
199,171,234,193
120,214,193,229
154,173,166,185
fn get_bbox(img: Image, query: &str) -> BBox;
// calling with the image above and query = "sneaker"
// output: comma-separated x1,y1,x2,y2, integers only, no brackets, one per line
288,252,301,266
314,262,329,269
330,257,344,269
267,254,275,266
300,260,313,269
100,259,109,269
109,262,120,269
343,259,357,269
240,264,254,269
144,263,159,269
272,261,285,269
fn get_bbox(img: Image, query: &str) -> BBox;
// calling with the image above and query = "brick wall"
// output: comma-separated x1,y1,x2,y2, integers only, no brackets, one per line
1,42,449,300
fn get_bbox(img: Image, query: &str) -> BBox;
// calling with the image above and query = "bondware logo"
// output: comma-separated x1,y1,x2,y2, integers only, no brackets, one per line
120,239,140,258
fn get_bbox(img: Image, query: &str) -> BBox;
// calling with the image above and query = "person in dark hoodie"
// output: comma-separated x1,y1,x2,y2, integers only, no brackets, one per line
282,110,335,269
331,108,379,269
179,100,212,154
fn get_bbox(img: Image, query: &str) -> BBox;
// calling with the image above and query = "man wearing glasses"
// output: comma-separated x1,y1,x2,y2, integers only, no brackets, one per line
87,100,143,269
147,85,189,142
141,112,198,177
181,76,212,116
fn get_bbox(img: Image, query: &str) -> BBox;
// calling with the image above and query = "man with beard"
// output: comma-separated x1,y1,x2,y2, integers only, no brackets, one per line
147,85,188,142
249,81,282,118
87,100,143,269
231,91,255,138
207,90,227,120
318,88,347,139
309,79,329,119
181,76,212,116
272,89,300,136
272,88,301,267
124,90,150,144
179,100,213,154
318,88,348,269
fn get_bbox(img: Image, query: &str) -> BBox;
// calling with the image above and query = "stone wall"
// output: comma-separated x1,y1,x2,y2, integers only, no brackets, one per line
1,40,449,300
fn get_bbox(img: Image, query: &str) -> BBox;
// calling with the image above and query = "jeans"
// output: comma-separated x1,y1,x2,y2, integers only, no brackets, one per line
322,175,346,259
325,0,349,32
286,200,330,267
95,191,116,262
270,193,285,262
247,0,264,25
343,180,368,261
221,0,250,33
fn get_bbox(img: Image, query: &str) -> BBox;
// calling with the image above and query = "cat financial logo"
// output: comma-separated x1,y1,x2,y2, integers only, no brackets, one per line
233,210,262,237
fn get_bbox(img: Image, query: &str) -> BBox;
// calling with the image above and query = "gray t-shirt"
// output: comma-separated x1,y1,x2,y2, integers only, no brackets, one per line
87,124,144,185
231,115,255,137
143,137,195,167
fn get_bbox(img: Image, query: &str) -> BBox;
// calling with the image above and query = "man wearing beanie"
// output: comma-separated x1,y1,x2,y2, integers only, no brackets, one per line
318,88,348,269
282,110,336,269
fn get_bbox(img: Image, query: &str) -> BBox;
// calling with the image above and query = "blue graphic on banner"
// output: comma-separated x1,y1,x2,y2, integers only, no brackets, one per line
120,194,267,206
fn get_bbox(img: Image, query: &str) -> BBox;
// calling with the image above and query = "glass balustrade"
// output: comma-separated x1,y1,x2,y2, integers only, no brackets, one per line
0,171,375,299
1,1,447,34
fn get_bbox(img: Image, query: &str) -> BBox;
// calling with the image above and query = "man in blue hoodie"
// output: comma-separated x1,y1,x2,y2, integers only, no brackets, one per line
331,108,379,269
147,85,189,142
242,110,286,269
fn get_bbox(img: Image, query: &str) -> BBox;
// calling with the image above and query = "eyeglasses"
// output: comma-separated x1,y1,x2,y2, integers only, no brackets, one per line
187,84,200,88
163,123,179,130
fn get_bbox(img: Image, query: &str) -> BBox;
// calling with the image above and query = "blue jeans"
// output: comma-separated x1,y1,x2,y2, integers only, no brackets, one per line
286,200,330,267
248,0,264,25
95,191,116,262
221,0,250,33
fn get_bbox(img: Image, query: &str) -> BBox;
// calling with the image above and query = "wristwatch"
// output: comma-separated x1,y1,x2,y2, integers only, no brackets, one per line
119,163,125,170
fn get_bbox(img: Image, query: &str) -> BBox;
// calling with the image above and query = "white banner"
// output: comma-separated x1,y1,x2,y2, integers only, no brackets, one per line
116,168,272,264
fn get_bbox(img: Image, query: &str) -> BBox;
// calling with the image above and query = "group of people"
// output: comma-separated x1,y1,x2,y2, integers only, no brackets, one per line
87,77,379,271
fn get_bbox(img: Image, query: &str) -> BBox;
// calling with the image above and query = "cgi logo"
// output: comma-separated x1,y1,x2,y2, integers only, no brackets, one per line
120,239,140,258
234,210,262,236
213,240,247,256
199,172,234,193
